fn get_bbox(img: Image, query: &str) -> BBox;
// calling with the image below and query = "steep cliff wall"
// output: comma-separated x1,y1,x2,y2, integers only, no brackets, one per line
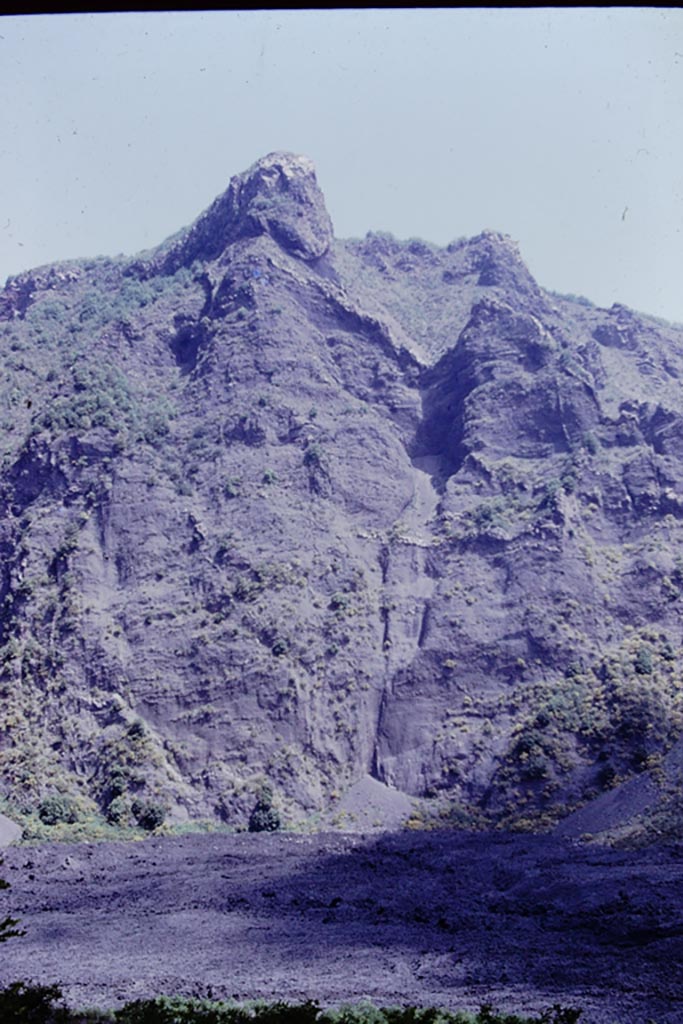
1,153,683,832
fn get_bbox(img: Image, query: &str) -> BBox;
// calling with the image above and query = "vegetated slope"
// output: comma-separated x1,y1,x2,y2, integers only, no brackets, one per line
1,151,683,834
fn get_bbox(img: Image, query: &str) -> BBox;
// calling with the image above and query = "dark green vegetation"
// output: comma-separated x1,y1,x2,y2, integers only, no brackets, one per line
0,985,581,1024
248,783,281,832
2,151,683,840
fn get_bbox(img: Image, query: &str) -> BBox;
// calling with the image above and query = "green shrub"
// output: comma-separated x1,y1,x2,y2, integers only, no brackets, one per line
234,575,263,602
510,729,550,781
471,499,507,534
107,765,130,798
248,806,281,833
39,361,137,435
38,794,80,825
115,997,319,1024
582,432,599,455
256,783,273,805
131,800,166,831
142,411,170,445
249,1003,320,1024
106,795,130,825
634,645,653,675
661,640,676,662
248,784,281,833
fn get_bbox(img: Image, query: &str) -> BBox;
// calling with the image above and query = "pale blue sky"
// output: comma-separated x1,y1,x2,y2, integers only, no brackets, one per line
1,9,682,322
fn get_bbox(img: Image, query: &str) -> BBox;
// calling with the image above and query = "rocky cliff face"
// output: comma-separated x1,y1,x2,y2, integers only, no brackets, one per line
1,152,683,833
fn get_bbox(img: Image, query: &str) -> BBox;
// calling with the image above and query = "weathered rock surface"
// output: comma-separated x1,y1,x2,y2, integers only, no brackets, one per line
1,153,683,835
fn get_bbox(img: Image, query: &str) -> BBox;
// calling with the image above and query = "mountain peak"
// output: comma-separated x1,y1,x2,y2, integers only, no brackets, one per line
245,150,318,180
155,151,333,273
231,150,333,260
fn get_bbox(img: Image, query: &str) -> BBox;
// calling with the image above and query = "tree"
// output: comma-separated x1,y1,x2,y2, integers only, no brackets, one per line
248,783,281,833
131,799,166,831
0,858,24,943
0,982,67,1023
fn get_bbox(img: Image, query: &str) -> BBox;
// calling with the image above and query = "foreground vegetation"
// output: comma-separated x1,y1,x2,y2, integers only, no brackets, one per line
0,984,582,1024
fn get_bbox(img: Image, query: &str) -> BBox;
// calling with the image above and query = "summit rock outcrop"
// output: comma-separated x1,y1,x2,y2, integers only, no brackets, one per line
154,151,334,274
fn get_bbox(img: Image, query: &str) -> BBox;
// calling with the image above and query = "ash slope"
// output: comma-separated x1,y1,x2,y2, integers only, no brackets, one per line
2,830,683,1024
1,151,683,832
